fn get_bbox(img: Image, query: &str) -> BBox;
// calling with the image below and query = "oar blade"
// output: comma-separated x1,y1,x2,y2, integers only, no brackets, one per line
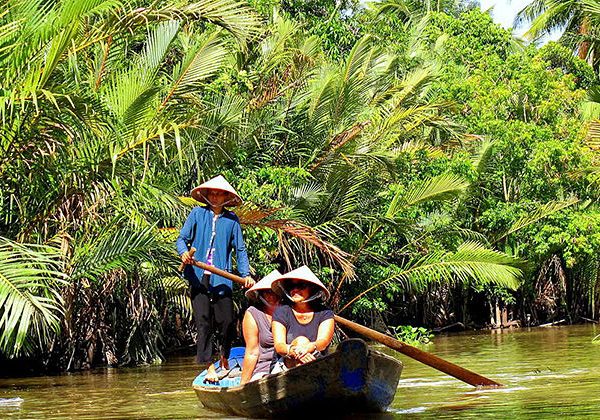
334,315,502,387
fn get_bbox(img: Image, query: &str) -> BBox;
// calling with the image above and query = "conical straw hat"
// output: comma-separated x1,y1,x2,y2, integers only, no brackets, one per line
245,269,282,300
191,175,242,207
271,265,330,300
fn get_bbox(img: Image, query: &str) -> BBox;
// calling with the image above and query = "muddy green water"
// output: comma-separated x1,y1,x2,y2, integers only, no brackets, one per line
1,324,599,419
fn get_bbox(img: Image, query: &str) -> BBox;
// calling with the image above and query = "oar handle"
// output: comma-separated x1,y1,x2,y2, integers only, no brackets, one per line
179,247,248,287
178,247,197,272
334,315,502,387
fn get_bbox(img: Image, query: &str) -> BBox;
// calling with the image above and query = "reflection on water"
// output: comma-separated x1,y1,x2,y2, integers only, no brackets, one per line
1,324,599,418
392,324,600,418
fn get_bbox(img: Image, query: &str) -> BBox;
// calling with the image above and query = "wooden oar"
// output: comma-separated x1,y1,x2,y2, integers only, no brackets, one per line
178,247,197,272
180,260,501,387
334,315,502,387
179,247,248,286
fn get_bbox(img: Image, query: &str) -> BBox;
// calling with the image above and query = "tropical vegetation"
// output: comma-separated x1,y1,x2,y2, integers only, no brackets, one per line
0,0,599,371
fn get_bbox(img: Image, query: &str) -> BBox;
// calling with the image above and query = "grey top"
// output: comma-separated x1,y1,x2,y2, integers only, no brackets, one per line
247,306,275,377
272,304,334,349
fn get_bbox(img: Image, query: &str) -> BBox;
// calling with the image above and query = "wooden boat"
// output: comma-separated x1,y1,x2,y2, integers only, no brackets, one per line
192,338,403,418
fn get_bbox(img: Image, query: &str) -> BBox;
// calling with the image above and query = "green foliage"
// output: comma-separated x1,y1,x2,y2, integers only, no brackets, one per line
0,238,66,357
424,10,517,65
516,0,600,69
539,42,598,89
389,324,433,345
0,0,261,367
2,0,599,372
250,0,362,59
420,9,600,321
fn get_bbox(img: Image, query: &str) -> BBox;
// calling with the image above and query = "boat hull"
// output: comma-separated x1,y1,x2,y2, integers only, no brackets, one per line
193,339,402,418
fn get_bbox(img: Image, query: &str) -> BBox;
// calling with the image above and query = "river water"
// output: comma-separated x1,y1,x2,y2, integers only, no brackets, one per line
1,324,599,418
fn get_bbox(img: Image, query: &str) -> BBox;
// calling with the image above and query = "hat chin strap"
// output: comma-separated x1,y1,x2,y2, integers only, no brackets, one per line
200,193,236,207
276,283,320,303
203,194,236,208
258,294,276,309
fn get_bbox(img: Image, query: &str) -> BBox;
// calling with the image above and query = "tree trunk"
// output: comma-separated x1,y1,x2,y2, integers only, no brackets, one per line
578,18,591,63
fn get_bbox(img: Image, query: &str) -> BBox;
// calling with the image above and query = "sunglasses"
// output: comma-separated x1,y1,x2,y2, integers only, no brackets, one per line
285,280,310,289
208,190,228,196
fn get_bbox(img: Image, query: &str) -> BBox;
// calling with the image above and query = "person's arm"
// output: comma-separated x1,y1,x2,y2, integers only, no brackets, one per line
314,318,335,351
272,320,292,357
232,219,254,287
176,209,197,262
240,311,259,384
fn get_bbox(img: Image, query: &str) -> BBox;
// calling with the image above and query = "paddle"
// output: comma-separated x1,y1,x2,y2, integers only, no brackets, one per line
333,315,501,387
179,258,501,387
179,247,248,286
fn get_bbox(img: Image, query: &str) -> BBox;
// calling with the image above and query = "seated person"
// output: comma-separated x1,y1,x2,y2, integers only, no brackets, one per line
240,270,282,384
270,266,335,372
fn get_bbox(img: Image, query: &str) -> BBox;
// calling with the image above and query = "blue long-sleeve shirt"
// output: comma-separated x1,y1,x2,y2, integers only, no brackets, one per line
176,206,250,292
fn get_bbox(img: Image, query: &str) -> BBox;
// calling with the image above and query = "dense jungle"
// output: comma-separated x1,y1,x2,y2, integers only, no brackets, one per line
1,0,600,373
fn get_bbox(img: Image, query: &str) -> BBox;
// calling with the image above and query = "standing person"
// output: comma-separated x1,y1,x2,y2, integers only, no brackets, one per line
270,266,335,372
240,269,282,384
177,175,254,383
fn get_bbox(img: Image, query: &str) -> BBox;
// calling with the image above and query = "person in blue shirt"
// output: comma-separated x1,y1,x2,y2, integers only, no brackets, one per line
177,175,254,382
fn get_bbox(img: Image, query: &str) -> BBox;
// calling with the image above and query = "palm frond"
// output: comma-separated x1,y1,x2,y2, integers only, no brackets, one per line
418,212,491,244
161,31,229,109
581,86,600,121
157,276,192,321
79,0,260,48
519,0,576,40
0,237,67,357
178,0,261,41
236,206,355,279
41,0,114,87
340,241,523,312
586,119,600,148
290,182,326,209
103,19,179,130
495,198,580,242
391,66,436,106
110,182,188,228
375,0,411,15
309,121,370,171
398,173,469,210
583,0,600,17
514,0,547,29
470,137,495,174
369,101,459,150
394,139,443,157
70,225,165,281
305,70,338,136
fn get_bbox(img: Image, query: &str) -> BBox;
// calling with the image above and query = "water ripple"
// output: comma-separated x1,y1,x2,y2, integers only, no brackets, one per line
390,406,428,414
0,398,24,407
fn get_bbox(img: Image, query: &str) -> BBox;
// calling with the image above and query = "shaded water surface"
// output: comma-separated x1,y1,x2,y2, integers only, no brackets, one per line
1,324,599,418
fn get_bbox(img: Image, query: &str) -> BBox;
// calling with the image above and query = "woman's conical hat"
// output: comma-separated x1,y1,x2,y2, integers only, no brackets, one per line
245,269,282,300
271,265,330,300
191,175,242,207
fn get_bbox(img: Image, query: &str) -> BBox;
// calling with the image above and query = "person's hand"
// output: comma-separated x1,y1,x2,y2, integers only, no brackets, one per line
243,276,255,288
180,251,194,264
292,342,316,359
286,345,298,359
298,352,316,364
